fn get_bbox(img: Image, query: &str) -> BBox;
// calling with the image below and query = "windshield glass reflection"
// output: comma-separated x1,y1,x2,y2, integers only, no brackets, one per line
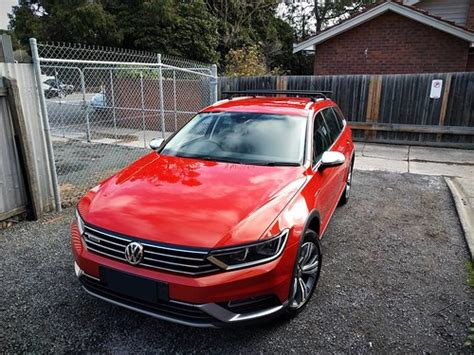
161,112,306,166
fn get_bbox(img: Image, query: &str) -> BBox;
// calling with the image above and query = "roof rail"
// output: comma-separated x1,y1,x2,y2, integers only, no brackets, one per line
221,90,332,101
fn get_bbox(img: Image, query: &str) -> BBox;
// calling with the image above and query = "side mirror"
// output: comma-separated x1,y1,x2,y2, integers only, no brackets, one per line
320,151,345,170
149,138,164,150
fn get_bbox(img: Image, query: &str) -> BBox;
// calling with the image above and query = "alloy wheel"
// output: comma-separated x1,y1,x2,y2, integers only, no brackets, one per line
289,240,321,309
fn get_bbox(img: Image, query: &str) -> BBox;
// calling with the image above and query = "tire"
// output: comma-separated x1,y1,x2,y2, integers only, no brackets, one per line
285,229,322,317
339,160,353,206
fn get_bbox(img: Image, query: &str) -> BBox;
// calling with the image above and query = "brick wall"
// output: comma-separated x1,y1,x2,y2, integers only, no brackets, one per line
104,78,209,131
468,52,474,71
314,11,471,75
467,0,474,31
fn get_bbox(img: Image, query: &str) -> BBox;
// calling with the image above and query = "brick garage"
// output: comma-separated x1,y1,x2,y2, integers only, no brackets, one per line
293,1,474,75
314,12,471,75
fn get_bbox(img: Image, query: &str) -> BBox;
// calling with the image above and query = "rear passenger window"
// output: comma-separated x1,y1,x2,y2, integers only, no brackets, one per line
322,108,342,143
313,113,331,164
332,107,345,130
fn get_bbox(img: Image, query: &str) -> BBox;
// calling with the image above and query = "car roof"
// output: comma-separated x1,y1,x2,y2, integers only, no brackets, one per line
202,96,336,117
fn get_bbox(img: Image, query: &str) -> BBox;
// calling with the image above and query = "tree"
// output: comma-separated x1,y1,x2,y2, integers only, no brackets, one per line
9,0,122,47
312,0,375,32
8,0,300,72
278,1,315,41
8,1,46,46
204,0,295,71
101,0,220,63
278,0,376,38
224,44,269,76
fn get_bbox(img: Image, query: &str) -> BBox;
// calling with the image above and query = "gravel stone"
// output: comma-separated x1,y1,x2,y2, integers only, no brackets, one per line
1,170,472,353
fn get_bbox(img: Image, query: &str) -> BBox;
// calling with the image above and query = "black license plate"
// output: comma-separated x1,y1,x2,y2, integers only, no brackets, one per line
100,267,169,303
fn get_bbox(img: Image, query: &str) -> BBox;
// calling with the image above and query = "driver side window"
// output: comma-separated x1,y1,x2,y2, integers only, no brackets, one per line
313,112,331,165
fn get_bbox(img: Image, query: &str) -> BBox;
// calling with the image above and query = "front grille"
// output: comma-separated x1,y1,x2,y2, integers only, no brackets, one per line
82,225,220,276
80,275,216,325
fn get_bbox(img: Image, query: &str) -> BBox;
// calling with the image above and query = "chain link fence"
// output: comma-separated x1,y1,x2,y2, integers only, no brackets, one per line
31,39,217,207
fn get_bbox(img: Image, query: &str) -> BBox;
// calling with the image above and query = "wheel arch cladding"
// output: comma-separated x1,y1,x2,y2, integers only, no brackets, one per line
303,209,321,238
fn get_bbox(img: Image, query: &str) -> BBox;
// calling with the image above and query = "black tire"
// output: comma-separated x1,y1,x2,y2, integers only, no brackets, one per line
339,160,353,206
284,229,322,317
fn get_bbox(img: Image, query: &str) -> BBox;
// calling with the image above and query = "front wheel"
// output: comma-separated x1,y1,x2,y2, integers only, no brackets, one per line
285,229,322,316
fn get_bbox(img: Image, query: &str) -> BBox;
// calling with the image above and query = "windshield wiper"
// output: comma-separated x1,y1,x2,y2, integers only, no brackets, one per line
242,161,300,166
175,154,299,166
193,156,243,164
261,162,301,166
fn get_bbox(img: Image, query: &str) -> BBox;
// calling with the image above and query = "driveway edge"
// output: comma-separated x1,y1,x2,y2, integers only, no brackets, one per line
445,177,474,260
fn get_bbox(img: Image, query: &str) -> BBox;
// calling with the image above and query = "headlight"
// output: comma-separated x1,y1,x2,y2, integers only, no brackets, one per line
207,229,289,271
75,209,85,235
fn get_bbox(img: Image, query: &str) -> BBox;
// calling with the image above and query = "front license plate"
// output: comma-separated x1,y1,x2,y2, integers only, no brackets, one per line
99,267,169,303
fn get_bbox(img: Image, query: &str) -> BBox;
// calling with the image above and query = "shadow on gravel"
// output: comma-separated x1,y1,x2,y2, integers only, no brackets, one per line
1,171,472,353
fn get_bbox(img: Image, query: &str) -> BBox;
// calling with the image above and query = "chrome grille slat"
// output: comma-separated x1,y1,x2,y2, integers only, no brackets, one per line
84,232,127,248
144,250,204,261
142,243,208,255
83,226,219,275
142,257,209,269
84,238,126,253
84,243,127,262
86,226,131,242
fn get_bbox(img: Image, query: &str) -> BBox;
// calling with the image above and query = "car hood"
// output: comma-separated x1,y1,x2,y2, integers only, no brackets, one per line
79,153,307,249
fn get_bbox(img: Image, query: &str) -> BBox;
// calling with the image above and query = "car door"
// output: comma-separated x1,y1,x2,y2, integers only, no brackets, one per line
321,107,349,197
330,107,352,163
306,111,339,229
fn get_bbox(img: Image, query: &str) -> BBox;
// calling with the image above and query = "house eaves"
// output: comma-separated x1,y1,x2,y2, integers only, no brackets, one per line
293,1,474,53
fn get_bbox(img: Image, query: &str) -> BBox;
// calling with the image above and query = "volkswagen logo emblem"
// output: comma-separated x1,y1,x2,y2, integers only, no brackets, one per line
124,242,144,265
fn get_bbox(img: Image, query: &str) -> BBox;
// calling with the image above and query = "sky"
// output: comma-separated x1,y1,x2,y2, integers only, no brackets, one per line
0,0,17,30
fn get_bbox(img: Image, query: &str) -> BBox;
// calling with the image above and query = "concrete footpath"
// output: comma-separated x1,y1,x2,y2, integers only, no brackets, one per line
354,142,474,258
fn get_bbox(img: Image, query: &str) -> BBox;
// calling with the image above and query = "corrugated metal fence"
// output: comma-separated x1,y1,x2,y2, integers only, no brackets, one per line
220,72,474,147
0,87,27,220
0,63,56,221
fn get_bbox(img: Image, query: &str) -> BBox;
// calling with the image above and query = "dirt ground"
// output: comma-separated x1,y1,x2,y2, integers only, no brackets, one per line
0,170,472,353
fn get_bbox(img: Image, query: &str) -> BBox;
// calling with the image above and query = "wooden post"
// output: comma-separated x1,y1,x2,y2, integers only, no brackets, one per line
365,75,382,140
4,77,42,219
276,76,288,96
437,74,452,142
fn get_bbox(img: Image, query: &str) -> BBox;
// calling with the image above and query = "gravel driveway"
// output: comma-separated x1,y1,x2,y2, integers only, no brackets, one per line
1,171,472,353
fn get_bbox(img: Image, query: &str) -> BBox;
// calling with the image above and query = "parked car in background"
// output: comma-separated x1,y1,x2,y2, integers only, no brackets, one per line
72,90,355,327
44,78,74,94
41,76,74,99
90,90,106,110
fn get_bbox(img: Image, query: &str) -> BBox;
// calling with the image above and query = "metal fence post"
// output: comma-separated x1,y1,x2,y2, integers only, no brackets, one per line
29,38,62,212
140,72,146,148
79,70,91,142
55,68,65,138
157,54,166,138
173,70,177,131
109,70,118,142
210,64,218,104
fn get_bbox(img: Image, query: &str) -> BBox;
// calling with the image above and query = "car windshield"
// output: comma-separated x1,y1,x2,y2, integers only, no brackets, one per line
161,112,307,166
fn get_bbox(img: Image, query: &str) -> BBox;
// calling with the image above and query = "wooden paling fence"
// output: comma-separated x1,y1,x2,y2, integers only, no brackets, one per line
219,72,474,148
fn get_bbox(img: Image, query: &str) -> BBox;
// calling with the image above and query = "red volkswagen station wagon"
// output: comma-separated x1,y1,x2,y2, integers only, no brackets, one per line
72,90,355,327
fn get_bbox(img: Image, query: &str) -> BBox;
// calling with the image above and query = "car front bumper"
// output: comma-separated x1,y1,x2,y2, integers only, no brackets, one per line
72,222,299,327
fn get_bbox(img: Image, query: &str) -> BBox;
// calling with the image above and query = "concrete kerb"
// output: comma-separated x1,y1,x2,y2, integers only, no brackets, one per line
445,177,474,260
